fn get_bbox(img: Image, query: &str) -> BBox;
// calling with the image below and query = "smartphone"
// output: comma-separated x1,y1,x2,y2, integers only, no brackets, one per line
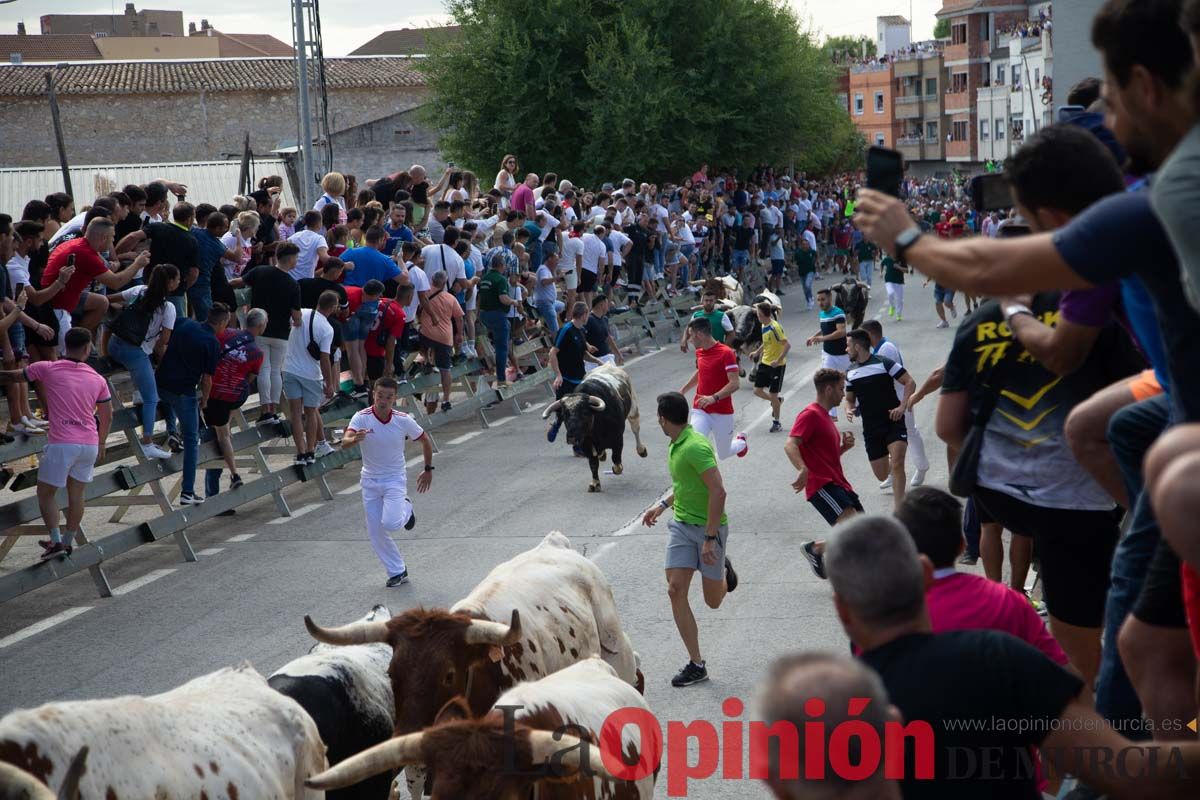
996,220,1031,238
971,173,1012,213
1057,104,1085,123
865,147,903,198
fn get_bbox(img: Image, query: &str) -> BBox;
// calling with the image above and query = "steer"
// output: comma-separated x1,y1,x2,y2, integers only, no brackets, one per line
306,658,657,800
270,605,396,800
0,665,326,799
541,364,648,492
304,532,642,796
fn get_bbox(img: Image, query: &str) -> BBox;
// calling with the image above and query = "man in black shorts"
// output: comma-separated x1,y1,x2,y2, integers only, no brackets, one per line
785,368,861,579
843,328,914,511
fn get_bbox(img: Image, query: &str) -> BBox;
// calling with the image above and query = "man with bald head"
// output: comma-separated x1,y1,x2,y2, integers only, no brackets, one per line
511,172,538,220
757,651,901,799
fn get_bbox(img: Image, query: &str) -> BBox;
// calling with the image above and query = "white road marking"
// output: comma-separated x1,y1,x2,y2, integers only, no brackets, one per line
226,533,257,542
490,415,516,428
525,401,547,413
268,502,321,524
196,547,225,556
337,484,362,496
111,568,177,596
406,457,423,468
446,431,483,446
0,607,92,649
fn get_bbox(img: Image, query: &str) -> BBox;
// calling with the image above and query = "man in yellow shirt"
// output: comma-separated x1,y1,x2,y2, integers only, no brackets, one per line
751,302,790,432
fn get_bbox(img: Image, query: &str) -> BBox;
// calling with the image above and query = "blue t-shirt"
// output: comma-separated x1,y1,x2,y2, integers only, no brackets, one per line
341,246,402,288
191,227,224,290
156,319,219,395
382,223,413,256
1052,188,1199,420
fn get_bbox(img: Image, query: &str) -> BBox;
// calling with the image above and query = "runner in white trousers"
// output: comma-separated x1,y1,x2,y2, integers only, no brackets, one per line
340,376,434,587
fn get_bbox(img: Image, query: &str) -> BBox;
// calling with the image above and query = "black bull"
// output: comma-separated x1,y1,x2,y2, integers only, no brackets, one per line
542,365,648,492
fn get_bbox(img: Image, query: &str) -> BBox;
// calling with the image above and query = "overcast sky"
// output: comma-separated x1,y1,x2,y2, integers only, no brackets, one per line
3,1,943,57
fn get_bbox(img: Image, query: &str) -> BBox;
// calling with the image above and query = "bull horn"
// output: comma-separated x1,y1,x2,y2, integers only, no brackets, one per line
58,746,88,800
305,733,425,790
0,762,56,799
587,396,606,413
541,400,563,420
304,614,390,646
464,608,522,646
527,731,615,781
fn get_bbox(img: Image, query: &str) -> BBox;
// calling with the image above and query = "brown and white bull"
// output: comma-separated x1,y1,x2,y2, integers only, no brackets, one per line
0,664,326,799
304,532,642,798
306,658,657,800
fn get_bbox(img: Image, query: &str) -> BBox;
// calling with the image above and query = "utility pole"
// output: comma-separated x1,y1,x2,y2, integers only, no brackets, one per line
45,72,73,198
292,0,315,210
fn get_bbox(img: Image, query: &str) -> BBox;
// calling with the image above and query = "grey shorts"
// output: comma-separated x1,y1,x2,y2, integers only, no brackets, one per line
665,519,728,582
281,371,323,407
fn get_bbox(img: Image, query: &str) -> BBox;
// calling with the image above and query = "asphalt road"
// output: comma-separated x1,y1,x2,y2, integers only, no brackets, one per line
0,275,968,798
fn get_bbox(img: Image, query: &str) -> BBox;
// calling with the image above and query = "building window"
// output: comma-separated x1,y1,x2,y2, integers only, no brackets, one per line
995,118,1005,140
926,121,938,142
996,64,1005,85
854,93,864,115
925,77,937,96
951,72,968,93
952,23,967,45
874,92,884,113
980,17,989,40
1012,119,1025,141
875,133,886,147
981,119,989,140
953,120,969,141
1034,67,1040,83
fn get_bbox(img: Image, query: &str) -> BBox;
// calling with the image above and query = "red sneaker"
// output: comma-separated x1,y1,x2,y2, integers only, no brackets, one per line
735,432,749,458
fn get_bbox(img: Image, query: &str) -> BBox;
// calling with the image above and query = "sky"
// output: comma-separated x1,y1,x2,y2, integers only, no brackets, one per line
3,1,944,57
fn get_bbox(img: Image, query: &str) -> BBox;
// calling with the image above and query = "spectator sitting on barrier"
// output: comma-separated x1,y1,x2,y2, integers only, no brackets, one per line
157,306,223,507
203,306,266,513
105,263,180,460
0,327,112,560
283,290,338,466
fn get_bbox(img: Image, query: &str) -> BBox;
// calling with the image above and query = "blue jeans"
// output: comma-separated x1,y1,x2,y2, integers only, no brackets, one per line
528,238,543,272
480,310,510,378
1095,393,1171,735
536,301,561,336
858,261,874,286
188,285,212,322
107,336,157,438
802,272,815,305
159,388,200,495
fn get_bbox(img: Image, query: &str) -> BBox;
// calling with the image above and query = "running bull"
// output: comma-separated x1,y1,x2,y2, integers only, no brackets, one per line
270,604,397,800
541,364,648,492
0,664,326,799
303,531,643,798
306,658,656,800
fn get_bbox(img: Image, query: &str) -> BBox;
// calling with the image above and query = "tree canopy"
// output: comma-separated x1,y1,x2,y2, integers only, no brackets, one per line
421,0,863,183
822,34,877,61
933,18,951,39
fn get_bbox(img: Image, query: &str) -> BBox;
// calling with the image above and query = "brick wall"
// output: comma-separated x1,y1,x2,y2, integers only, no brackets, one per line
0,86,434,169
331,106,445,182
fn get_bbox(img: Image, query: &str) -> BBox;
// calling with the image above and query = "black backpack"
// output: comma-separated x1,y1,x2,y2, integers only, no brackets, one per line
110,292,156,347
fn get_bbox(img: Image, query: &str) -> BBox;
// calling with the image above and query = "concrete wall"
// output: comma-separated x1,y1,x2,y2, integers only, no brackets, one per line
0,86,434,169
93,36,219,59
330,105,444,183
41,10,184,37
1052,0,1104,110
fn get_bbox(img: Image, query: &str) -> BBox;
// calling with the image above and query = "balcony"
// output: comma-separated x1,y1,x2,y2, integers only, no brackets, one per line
945,90,970,112
946,138,974,160
898,137,944,162
944,42,968,63
849,62,891,75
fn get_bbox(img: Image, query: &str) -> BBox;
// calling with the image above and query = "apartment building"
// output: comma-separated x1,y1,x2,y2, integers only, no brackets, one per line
894,47,948,170
848,62,900,149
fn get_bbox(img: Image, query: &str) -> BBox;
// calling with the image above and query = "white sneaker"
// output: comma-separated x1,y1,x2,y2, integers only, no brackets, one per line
12,422,45,435
879,475,893,490
911,468,928,487
948,306,958,320
313,440,336,458
141,442,172,459
23,416,48,429
936,320,949,329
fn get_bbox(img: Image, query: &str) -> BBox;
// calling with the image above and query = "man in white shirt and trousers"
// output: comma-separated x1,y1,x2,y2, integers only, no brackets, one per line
340,376,434,587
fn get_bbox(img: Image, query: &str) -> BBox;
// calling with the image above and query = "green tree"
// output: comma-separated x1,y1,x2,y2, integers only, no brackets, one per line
822,34,876,61
421,0,859,182
933,18,951,39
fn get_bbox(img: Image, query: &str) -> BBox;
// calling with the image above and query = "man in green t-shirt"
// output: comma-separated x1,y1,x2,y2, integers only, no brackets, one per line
477,253,516,386
855,236,877,287
642,391,738,688
681,290,734,353
882,256,908,321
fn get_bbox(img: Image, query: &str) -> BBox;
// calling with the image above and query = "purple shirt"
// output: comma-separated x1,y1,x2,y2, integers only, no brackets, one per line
1058,283,1120,328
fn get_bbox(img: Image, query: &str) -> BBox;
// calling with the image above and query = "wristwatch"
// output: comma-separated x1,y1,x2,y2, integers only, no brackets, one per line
659,499,670,510
1003,303,1034,323
894,226,923,262
423,464,435,472
704,534,719,542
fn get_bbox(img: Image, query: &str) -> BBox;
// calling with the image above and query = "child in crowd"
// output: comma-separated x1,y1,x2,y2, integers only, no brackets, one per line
278,207,298,240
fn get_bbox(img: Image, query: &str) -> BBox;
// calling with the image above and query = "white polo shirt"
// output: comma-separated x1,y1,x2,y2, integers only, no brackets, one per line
348,406,426,483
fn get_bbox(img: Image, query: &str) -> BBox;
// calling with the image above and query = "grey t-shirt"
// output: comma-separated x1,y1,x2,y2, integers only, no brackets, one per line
1152,124,1200,314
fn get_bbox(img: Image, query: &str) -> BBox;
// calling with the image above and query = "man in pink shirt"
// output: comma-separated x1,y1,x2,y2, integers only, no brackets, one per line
0,328,112,560
510,173,538,220
896,486,1068,665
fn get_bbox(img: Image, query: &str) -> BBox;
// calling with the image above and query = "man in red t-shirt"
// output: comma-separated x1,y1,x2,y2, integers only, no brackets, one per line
784,368,861,579
42,218,146,350
680,317,747,460
364,285,413,385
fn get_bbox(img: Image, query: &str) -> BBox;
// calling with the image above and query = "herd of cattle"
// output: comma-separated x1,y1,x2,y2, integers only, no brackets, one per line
0,532,655,799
